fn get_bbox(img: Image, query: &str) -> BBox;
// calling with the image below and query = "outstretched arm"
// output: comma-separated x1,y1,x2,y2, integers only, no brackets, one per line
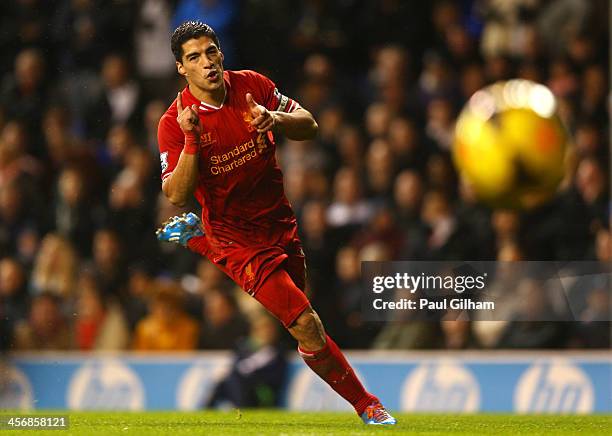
246,93,318,141
162,92,202,207
272,108,318,141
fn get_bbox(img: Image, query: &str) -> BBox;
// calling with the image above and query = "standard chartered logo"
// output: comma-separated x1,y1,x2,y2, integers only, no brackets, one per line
514,361,594,414
401,362,480,412
67,359,144,410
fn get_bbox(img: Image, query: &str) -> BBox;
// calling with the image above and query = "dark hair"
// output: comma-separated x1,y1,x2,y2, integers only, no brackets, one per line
171,21,220,62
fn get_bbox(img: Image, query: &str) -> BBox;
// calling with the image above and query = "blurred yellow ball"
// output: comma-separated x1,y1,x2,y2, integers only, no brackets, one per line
453,80,568,209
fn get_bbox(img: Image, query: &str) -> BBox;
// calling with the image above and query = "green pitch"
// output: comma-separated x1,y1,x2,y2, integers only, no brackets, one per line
5,411,611,435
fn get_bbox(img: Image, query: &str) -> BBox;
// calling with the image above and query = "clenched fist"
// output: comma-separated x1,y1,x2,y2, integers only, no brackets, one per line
176,91,201,139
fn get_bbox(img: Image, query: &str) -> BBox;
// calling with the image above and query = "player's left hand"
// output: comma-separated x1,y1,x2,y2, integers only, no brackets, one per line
246,93,276,133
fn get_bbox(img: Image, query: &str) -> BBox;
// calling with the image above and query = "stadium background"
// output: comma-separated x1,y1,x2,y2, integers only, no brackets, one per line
0,0,609,413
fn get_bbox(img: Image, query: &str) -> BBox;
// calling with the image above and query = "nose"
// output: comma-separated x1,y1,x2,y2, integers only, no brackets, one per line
203,55,214,69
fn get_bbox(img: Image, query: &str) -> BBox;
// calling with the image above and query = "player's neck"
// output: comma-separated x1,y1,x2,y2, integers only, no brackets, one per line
188,83,226,108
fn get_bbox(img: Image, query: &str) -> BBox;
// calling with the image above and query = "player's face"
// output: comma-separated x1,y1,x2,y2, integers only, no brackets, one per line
177,36,224,92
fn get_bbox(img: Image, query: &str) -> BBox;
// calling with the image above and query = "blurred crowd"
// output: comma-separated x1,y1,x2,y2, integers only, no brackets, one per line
0,0,609,353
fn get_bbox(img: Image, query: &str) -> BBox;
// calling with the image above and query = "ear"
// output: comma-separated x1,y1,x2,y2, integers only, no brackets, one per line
176,61,187,77
219,51,225,64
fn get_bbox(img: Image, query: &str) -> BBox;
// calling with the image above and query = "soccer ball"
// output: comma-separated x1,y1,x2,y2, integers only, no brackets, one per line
453,80,568,209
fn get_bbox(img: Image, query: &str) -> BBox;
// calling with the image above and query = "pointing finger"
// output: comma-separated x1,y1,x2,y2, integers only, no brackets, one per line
176,92,183,113
246,93,258,109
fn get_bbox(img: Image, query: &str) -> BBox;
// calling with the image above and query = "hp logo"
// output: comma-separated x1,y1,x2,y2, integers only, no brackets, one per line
401,362,480,412
515,361,594,414
67,359,144,410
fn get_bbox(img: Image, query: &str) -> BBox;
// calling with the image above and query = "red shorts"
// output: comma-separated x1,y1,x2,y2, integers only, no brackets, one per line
187,224,310,327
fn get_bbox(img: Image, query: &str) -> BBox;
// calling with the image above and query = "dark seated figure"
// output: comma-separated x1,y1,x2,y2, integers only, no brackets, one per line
205,312,287,408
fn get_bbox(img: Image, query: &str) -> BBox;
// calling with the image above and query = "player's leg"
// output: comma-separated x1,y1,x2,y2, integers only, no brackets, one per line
156,216,395,424
256,269,396,425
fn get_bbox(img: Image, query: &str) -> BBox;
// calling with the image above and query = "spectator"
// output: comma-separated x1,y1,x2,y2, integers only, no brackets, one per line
579,64,607,124
335,125,365,173
123,264,155,330
492,210,520,249
327,167,374,229
575,286,610,348
51,0,110,72
295,54,340,117
575,157,607,227
0,257,29,325
0,121,44,204
289,2,347,62
85,54,145,140
420,190,467,260
90,229,128,297
459,63,486,103
352,207,404,259
134,0,176,99
30,233,78,299
132,282,199,351
426,153,456,196
194,258,233,295
106,166,152,261
199,288,249,350
100,124,140,180
574,119,602,158
14,293,71,350
0,48,49,151
393,170,424,224
365,138,395,200
367,45,410,97
41,106,81,172
205,311,287,408
441,318,477,350
300,200,338,322
53,166,96,256
317,105,344,150
373,287,442,350
73,270,130,350
497,279,568,349
283,165,309,219
387,117,429,172
0,182,31,257
364,102,391,139
424,98,455,151
332,244,385,348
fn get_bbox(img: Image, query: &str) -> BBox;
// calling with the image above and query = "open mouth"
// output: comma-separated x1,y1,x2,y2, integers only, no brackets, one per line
207,70,219,81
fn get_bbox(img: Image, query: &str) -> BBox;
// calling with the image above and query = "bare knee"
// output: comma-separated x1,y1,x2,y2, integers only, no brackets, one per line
288,307,326,350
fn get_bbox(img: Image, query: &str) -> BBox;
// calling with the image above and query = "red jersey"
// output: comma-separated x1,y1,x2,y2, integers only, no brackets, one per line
157,70,302,251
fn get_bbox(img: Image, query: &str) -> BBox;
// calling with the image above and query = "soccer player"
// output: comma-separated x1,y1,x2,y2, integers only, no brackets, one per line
156,21,396,425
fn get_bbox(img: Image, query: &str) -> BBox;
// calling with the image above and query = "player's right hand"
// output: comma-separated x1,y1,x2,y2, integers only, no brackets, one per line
176,91,202,138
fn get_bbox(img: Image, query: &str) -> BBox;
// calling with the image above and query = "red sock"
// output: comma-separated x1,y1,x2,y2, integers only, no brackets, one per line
299,334,377,415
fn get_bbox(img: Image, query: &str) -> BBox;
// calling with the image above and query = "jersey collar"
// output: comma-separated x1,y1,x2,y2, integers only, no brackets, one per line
183,72,230,113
